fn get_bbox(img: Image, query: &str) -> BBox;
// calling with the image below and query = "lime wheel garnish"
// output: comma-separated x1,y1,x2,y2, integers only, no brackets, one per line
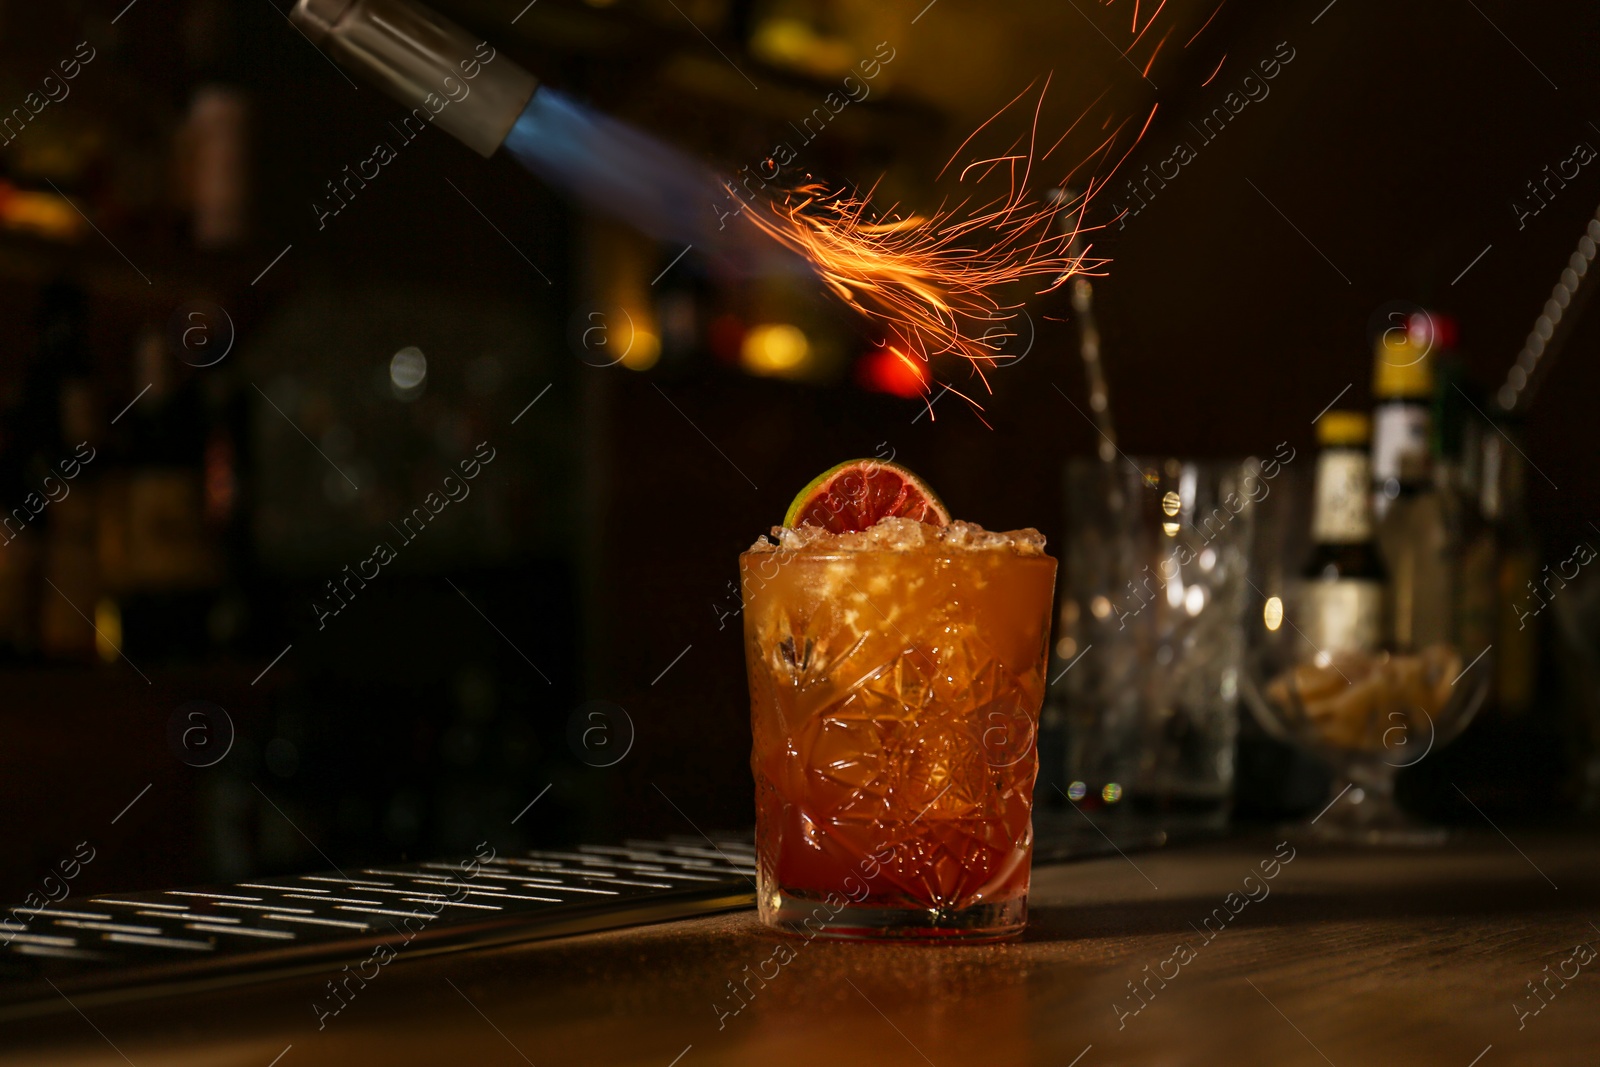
784,459,950,533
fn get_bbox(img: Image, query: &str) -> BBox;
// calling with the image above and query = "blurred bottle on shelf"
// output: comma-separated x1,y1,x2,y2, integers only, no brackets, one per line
98,327,222,661
180,85,249,250
36,284,106,660
0,282,105,660
200,364,251,651
1371,323,1455,652
1485,426,1540,721
1298,411,1386,660
1439,418,1563,815
1443,359,1497,662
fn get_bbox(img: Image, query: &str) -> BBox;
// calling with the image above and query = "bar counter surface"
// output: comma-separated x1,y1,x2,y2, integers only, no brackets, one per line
7,831,1597,1065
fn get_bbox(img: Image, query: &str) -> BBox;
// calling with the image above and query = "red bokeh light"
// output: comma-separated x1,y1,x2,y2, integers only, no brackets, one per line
855,344,929,399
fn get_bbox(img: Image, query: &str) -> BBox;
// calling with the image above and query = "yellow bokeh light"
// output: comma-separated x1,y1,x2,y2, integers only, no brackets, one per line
750,20,869,82
1263,596,1284,631
1161,490,1181,516
740,324,810,376
94,598,122,664
620,327,660,371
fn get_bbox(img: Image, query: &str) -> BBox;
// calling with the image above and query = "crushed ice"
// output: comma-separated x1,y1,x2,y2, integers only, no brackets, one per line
749,517,1046,556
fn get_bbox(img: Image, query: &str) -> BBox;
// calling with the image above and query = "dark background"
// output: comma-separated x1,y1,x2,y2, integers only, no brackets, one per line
1,0,1598,901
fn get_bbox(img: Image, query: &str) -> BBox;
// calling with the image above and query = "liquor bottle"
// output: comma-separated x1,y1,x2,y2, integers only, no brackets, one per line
38,363,104,659
100,327,220,660
1444,421,1552,815
1486,427,1539,720
38,284,105,661
0,286,67,661
200,367,251,651
1442,363,1496,660
1371,325,1431,522
178,0,249,252
1298,412,1386,660
1371,333,1455,652
183,85,249,249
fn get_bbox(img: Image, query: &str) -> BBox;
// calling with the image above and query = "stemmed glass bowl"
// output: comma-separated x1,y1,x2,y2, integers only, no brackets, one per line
1238,467,1490,843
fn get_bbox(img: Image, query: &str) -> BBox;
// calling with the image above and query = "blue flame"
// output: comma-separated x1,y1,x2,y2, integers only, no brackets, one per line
502,88,738,249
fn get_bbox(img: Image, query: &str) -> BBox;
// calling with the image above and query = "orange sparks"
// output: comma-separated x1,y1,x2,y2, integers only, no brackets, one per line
740,176,1098,399
1128,0,1169,51
1142,22,1177,77
1043,85,1112,162
737,81,1138,412
1185,0,1227,47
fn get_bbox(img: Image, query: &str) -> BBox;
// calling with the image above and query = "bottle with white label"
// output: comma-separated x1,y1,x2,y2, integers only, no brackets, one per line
1298,411,1386,661
1371,323,1432,519
1371,330,1455,652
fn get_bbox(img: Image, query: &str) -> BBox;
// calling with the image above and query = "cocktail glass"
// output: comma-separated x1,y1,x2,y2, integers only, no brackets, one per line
740,529,1056,940
1052,458,1259,825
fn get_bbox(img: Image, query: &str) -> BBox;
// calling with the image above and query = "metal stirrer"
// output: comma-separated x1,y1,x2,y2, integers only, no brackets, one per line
1497,202,1600,413
1052,187,1117,465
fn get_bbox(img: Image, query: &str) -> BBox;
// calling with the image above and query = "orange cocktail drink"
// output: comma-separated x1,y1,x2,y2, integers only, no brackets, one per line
741,512,1055,941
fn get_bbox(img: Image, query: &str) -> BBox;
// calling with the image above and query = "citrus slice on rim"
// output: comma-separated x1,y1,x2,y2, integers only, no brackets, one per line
784,459,950,533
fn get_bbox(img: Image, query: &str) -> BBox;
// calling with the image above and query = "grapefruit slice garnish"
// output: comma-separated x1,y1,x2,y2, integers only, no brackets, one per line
784,459,950,533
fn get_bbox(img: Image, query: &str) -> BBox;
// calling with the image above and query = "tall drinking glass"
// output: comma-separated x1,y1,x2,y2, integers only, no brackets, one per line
1054,457,1264,823
741,531,1056,941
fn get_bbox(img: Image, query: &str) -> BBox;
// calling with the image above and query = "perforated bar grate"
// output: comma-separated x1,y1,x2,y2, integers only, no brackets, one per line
0,838,756,1020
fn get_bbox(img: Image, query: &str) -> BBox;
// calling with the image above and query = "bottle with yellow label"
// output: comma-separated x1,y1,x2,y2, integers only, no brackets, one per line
1371,333,1455,653
1297,411,1386,659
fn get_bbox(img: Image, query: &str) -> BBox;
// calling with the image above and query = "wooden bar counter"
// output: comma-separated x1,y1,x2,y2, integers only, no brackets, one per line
7,831,1597,1065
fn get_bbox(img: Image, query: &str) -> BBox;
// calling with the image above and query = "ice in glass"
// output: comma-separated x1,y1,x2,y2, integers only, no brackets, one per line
741,517,1056,940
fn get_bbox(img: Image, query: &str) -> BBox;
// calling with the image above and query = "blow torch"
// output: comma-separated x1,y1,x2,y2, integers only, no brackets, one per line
290,0,764,255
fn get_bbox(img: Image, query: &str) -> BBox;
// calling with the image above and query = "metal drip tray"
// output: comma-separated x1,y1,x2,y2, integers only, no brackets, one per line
0,838,756,1021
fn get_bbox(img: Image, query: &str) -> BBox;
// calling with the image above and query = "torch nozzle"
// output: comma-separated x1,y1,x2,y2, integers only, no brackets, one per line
292,0,537,158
